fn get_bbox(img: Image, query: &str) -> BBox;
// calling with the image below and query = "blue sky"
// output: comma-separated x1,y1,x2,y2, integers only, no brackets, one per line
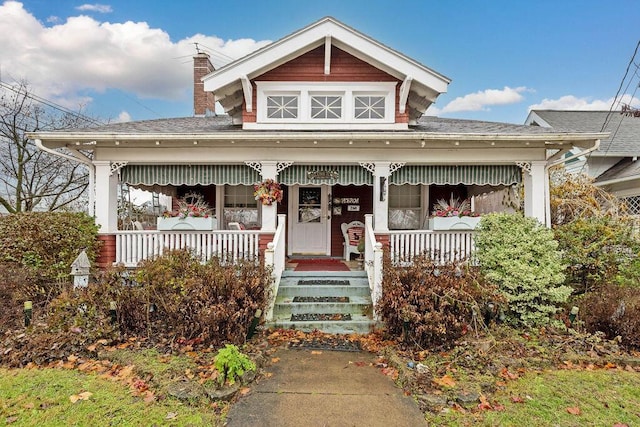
2,0,639,124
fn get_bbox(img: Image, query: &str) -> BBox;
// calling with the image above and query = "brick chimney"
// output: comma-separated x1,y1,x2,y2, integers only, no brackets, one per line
193,52,215,116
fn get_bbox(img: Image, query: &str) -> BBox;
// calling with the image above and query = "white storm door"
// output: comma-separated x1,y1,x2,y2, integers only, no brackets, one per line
289,186,330,255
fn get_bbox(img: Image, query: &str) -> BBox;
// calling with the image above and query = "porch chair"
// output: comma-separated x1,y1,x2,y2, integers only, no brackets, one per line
228,222,245,230
341,220,365,261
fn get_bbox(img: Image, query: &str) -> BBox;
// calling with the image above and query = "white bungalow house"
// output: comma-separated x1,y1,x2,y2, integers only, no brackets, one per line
30,18,606,319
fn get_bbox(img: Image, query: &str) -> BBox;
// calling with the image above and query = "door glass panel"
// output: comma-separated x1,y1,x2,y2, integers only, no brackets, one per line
298,187,322,223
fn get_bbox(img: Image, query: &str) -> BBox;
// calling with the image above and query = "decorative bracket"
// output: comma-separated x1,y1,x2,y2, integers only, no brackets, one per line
389,162,406,175
244,161,262,175
110,161,128,176
516,161,532,175
359,162,375,174
277,161,294,174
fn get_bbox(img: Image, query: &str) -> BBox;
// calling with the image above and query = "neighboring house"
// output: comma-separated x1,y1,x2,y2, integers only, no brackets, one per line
526,110,640,214
30,17,605,270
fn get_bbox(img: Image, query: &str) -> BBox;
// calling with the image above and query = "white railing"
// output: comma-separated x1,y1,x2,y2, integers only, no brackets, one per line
264,215,287,321
364,215,383,318
115,229,262,267
387,229,476,265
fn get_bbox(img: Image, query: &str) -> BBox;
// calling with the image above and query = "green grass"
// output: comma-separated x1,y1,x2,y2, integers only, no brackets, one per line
427,369,640,426
0,367,222,426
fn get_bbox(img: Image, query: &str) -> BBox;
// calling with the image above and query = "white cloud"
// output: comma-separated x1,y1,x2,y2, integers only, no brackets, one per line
75,4,113,13
528,94,640,111
46,15,60,23
0,1,270,110
440,86,530,113
114,111,131,123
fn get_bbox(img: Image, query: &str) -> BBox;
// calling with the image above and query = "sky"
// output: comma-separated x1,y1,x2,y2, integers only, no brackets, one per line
1,0,639,125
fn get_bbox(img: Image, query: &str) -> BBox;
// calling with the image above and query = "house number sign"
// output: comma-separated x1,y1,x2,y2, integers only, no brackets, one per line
341,198,359,204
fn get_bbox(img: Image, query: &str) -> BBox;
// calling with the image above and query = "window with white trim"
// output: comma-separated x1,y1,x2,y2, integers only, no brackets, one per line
255,82,396,127
388,184,423,230
354,95,385,119
223,185,260,229
310,95,342,119
266,95,298,119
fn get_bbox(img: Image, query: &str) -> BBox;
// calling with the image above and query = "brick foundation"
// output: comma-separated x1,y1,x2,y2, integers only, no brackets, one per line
96,234,116,269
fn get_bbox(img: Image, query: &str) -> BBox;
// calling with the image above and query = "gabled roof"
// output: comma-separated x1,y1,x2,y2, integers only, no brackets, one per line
526,110,640,156
203,17,451,121
595,156,640,184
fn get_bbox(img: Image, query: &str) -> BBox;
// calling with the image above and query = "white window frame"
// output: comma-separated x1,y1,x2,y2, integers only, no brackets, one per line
253,81,398,130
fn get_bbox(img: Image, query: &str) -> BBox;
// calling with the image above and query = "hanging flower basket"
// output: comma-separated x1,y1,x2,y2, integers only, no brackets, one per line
253,179,283,206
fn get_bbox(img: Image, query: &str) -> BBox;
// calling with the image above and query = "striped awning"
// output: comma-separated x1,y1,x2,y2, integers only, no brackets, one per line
390,165,521,186
121,164,260,186
279,165,373,185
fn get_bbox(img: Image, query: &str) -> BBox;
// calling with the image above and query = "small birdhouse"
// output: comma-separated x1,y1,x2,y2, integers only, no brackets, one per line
70,249,91,288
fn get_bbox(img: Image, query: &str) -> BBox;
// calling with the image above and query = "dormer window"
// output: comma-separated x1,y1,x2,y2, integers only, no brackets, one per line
310,95,342,119
266,94,299,119
253,82,397,130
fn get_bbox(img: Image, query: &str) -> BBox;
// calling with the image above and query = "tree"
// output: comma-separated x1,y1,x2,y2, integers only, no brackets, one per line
0,82,95,213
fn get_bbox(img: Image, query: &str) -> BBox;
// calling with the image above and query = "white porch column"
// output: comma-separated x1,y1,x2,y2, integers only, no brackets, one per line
373,162,391,231
523,160,547,225
260,161,278,231
93,161,119,233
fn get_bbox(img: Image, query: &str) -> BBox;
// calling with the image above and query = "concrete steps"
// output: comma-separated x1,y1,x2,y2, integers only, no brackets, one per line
268,271,377,334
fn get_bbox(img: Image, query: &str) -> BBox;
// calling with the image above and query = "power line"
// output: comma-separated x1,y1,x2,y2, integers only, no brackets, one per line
602,40,640,132
0,80,103,126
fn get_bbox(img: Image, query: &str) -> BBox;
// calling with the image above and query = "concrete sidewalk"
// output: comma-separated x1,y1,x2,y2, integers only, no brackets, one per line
226,348,426,427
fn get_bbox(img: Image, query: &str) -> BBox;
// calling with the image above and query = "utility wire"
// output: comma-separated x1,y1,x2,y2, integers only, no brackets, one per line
0,80,103,126
602,40,640,132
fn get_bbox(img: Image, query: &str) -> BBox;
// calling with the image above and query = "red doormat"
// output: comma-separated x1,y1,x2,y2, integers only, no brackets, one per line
293,258,350,272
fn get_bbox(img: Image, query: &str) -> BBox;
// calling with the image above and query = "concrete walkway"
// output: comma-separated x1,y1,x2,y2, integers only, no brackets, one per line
226,348,426,427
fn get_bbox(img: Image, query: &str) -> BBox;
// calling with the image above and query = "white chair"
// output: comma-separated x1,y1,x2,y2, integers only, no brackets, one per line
341,221,365,260
228,222,244,230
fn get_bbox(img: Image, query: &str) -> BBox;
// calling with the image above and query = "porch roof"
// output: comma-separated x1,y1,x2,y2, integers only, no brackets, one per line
30,115,607,147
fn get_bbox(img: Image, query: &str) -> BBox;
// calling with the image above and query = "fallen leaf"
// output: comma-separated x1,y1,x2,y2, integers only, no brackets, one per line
499,368,519,381
67,355,79,363
354,361,366,367
511,395,525,403
604,362,617,370
433,374,456,388
69,391,93,403
239,387,251,396
86,344,97,352
166,412,178,420
271,357,280,364
5,416,18,424
613,423,629,427
478,395,492,410
566,406,581,415
493,403,505,411
22,403,34,409
311,351,322,355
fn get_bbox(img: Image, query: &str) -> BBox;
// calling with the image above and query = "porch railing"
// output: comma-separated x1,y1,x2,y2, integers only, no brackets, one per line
364,215,383,317
264,215,286,321
114,229,262,267
387,229,476,265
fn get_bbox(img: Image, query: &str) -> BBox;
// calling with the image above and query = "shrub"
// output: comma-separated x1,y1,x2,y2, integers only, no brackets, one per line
581,284,640,348
214,344,256,385
377,255,501,348
474,213,570,327
0,212,100,283
554,216,640,293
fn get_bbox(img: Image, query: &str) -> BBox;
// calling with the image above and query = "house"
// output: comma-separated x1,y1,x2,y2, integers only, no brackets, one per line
30,18,606,316
526,110,640,214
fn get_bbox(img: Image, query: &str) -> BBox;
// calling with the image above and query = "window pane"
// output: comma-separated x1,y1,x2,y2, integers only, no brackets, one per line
354,96,385,119
266,95,298,119
310,95,342,119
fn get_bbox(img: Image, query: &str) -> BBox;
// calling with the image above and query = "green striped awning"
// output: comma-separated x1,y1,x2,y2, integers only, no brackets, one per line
279,165,373,185
121,164,260,186
390,165,521,186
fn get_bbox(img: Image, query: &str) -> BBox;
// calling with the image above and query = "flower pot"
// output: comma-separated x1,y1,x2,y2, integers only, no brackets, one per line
157,216,217,231
428,216,481,230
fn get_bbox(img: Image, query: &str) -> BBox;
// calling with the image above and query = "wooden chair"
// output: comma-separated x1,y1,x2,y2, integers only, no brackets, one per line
341,221,365,260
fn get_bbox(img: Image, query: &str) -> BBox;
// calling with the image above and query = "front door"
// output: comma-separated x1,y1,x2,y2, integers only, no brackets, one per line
288,186,330,255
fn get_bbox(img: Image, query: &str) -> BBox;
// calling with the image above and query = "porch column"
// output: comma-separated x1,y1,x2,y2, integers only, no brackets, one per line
93,161,119,233
373,162,391,231
523,160,547,225
260,161,278,231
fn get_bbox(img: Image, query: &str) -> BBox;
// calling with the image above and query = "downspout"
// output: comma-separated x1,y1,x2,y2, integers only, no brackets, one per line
544,139,601,227
34,139,96,216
